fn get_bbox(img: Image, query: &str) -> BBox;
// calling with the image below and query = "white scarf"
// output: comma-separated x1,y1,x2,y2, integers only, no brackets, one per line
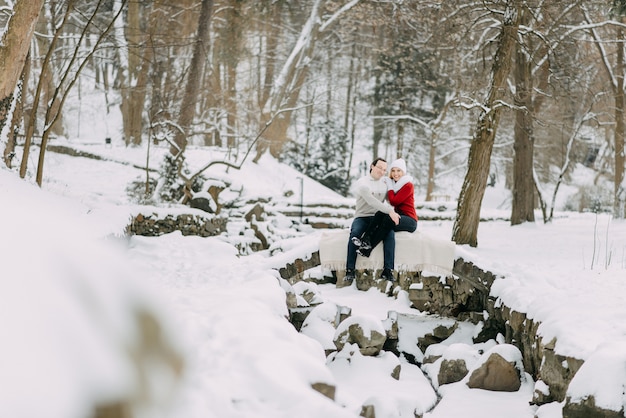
385,175,413,193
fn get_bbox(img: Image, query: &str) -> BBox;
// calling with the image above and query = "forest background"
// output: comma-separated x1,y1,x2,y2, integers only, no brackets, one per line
1,0,625,247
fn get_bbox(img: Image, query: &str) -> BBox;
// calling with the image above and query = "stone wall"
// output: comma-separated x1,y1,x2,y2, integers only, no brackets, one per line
409,258,586,405
282,253,588,408
278,251,322,282
127,213,227,237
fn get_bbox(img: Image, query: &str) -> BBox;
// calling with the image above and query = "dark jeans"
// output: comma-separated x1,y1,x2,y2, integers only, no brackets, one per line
396,214,417,233
347,216,395,271
357,211,418,259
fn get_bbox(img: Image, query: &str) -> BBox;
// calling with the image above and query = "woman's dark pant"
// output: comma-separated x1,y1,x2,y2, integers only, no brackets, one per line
347,216,395,271
359,212,417,255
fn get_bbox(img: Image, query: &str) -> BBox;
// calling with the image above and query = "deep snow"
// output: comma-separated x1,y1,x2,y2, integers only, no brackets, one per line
2,140,626,418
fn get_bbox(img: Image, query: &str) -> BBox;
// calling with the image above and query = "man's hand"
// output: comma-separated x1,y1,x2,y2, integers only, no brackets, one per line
389,210,400,225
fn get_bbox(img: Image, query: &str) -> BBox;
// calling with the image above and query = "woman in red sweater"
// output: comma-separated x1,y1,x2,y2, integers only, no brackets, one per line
353,158,417,257
387,158,418,232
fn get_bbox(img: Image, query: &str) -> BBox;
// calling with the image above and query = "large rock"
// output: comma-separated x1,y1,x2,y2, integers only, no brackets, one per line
438,358,469,385
562,340,626,418
300,302,343,354
189,196,214,213
467,352,521,392
562,395,624,418
417,322,458,353
334,315,387,356
311,382,336,401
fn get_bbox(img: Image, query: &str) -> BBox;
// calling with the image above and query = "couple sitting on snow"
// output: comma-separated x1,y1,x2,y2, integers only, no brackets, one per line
345,157,418,283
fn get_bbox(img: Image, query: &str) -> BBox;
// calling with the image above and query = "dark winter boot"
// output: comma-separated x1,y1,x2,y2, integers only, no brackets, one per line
351,236,363,247
359,238,372,251
356,245,372,257
380,268,395,282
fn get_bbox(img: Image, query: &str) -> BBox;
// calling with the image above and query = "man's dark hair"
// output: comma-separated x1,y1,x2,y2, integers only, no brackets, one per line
369,158,387,173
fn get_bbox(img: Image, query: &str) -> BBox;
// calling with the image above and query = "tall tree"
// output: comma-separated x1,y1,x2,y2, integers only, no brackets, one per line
0,0,45,137
114,0,152,146
585,2,626,218
612,3,626,217
170,0,213,157
510,6,535,225
25,0,128,185
20,0,78,180
147,0,198,140
452,0,522,247
2,53,30,168
219,0,244,149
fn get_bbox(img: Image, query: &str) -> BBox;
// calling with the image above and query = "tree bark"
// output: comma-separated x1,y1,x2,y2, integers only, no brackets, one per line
583,9,626,218
615,24,625,217
3,54,31,168
260,9,280,109
371,96,384,160
37,15,65,138
396,119,404,159
20,0,76,179
344,42,358,183
170,0,214,156
35,0,126,185
118,0,150,146
425,130,436,201
452,0,521,247
223,0,243,149
0,0,45,135
511,8,535,225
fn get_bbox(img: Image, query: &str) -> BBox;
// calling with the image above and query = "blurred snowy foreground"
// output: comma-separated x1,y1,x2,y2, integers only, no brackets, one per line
1,143,626,418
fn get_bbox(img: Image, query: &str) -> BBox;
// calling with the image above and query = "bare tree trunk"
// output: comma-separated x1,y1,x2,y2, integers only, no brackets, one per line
423,99,454,202
452,0,521,247
303,85,314,172
615,25,625,217
0,0,45,135
396,119,404,159
170,0,213,157
260,9,281,109
223,0,243,149
41,53,65,137
584,9,626,218
425,130,436,201
129,44,153,146
511,8,535,225
38,2,66,138
326,57,333,120
344,42,357,183
21,0,76,179
3,51,31,168
35,0,126,185
117,0,150,146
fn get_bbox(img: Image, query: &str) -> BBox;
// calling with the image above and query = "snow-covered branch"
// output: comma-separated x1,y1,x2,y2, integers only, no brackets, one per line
372,114,430,130
582,8,617,90
319,0,362,33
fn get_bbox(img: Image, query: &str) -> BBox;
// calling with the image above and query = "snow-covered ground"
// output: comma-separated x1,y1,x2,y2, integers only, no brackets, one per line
2,140,626,418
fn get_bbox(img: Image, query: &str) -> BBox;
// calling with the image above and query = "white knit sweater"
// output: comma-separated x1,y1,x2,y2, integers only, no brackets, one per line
352,174,392,217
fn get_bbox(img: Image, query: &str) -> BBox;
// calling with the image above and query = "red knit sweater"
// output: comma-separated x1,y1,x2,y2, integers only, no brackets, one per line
387,182,418,221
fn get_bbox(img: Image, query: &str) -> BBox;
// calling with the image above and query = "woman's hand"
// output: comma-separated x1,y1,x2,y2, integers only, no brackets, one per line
389,209,400,225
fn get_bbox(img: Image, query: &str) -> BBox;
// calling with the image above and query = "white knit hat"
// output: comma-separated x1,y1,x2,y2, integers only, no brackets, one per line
390,158,407,174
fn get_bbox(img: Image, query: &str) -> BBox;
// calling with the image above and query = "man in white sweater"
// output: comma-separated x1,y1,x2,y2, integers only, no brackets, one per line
345,158,400,283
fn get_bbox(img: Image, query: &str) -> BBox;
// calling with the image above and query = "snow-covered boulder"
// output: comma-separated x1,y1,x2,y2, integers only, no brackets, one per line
334,314,387,356
301,301,342,353
563,340,626,418
466,344,526,392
